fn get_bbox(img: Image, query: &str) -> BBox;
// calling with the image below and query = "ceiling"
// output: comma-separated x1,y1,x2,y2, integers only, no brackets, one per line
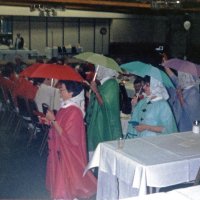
0,0,200,14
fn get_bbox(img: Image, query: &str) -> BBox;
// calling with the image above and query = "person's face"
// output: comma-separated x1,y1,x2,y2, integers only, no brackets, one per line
59,83,73,101
143,82,151,96
134,82,142,93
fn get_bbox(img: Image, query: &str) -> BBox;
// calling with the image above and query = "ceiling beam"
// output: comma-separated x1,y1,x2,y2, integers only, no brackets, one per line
0,0,200,14
0,0,151,9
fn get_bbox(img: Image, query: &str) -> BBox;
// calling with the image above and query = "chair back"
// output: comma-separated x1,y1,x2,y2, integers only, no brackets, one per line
7,89,16,111
71,46,77,55
27,99,40,123
57,46,63,55
16,96,30,118
62,46,67,54
0,86,7,106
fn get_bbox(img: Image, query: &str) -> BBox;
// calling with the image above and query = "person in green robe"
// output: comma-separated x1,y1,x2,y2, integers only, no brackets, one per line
86,65,123,151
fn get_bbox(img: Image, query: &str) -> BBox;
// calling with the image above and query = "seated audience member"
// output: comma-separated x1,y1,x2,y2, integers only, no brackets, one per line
14,55,27,74
34,78,60,112
0,64,16,99
127,76,177,138
46,57,58,64
4,62,18,82
44,80,97,200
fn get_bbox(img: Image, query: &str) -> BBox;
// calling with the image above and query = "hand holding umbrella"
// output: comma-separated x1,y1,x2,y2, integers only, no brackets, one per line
90,80,103,105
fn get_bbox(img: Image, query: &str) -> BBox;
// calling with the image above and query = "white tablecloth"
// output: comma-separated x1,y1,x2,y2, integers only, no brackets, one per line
121,185,200,200
120,113,131,136
0,49,38,62
84,132,200,200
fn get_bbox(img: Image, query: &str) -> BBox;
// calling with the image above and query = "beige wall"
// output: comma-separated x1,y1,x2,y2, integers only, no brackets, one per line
12,16,110,56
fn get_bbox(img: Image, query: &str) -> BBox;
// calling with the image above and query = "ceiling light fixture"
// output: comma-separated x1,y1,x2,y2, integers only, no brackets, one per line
30,4,66,17
151,0,182,9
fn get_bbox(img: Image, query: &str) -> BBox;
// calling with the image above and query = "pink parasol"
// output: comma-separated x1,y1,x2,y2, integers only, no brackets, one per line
163,58,200,76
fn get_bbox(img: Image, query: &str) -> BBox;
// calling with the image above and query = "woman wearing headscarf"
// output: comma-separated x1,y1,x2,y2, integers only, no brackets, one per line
86,65,123,151
165,68,200,131
44,80,97,200
127,76,177,138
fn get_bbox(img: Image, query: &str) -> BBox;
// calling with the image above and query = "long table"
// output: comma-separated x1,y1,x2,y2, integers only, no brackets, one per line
0,49,38,62
84,132,200,200
121,185,200,200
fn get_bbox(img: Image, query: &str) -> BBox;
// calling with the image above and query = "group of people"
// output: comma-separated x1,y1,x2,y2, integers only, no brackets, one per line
0,58,122,200
126,54,200,138
1,51,200,200
42,64,122,199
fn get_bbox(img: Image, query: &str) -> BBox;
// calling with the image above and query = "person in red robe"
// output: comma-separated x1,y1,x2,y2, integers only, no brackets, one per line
44,80,97,200
0,65,16,100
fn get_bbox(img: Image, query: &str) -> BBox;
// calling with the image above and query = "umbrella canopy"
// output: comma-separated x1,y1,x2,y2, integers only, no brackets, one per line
121,61,174,88
74,52,122,72
163,58,200,76
19,63,84,82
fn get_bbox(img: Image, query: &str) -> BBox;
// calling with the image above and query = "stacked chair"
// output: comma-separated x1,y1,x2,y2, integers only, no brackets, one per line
0,87,18,131
27,99,49,154
15,96,49,150
0,86,49,154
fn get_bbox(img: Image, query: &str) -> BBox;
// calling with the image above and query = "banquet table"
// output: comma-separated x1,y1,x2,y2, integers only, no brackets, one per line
120,113,131,136
0,49,38,62
84,131,200,200
121,185,200,200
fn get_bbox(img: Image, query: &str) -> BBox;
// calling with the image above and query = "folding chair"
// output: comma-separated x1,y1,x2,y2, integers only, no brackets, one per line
62,46,67,56
0,86,8,125
14,96,32,138
57,46,63,58
27,99,49,153
0,88,17,131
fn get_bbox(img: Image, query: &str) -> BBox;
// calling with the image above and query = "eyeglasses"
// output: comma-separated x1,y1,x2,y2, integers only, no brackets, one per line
59,88,66,93
144,83,150,87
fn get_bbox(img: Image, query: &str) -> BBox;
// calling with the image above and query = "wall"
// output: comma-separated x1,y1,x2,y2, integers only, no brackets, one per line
2,6,200,63
110,13,200,63
110,15,167,43
12,16,110,56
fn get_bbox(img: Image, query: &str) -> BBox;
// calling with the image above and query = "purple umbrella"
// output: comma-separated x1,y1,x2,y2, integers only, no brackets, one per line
163,58,200,76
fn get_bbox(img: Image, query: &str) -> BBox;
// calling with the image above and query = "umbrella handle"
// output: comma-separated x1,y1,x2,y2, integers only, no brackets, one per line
136,86,143,100
92,65,99,81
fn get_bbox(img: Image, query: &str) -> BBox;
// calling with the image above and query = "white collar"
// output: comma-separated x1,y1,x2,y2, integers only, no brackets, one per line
100,76,112,84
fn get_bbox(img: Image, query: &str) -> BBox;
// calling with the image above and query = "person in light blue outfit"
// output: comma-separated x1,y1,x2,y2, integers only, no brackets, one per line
164,67,200,131
127,76,177,138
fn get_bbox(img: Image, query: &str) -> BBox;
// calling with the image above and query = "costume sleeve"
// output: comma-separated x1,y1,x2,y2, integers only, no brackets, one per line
157,101,178,134
127,99,144,138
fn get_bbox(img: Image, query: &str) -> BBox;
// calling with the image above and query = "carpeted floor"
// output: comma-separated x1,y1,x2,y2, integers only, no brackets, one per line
0,110,96,200
0,114,50,199
0,109,193,200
